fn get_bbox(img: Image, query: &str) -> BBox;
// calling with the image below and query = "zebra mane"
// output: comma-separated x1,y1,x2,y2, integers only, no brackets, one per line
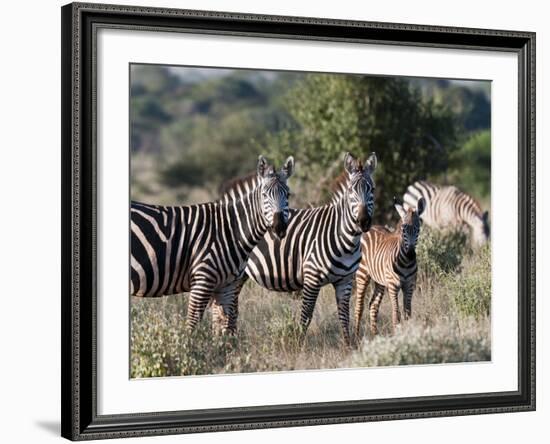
217,172,261,205
218,172,258,196
330,172,348,199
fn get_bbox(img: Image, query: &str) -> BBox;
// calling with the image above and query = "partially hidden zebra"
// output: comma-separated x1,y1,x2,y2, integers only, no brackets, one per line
214,152,377,346
353,197,425,338
403,180,489,247
130,155,294,333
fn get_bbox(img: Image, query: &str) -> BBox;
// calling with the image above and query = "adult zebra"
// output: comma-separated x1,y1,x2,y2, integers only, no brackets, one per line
354,197,425,337
215,152,377,346
403,180,489,247
130,155,294,333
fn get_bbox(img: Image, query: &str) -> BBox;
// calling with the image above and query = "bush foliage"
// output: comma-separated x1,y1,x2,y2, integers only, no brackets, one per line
349,318,490,367
131,300,238,377
274,75,459,217
447,244,492,319
416,227,468,278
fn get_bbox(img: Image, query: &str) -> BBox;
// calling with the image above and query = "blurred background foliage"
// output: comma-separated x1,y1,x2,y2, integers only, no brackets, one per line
130,64,490,221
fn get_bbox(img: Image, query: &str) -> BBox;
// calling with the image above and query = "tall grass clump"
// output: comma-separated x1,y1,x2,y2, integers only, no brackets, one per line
416,227,468,278
446,244,491,319
131,298,238,377
267,305,304,354
348,319,490,367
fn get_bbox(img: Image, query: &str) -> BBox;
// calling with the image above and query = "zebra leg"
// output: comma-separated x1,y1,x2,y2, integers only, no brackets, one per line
388,284,402,333
299,281,321,336
211,277,247,335
403,282,415,321
186,283,214,331
368,283,385,335
334,279,353,347
228,276,247,333
353,273,371,339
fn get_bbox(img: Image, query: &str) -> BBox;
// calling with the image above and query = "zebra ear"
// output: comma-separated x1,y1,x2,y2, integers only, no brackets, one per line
257,155,270,178
364,152,377,175
394,196,407,221
395,204,407,221
281,156,295,179
416,197,426,216
344,152,359,175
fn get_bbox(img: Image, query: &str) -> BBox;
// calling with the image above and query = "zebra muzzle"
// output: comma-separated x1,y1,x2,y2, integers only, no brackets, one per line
272,211,288,239
358,206,372,232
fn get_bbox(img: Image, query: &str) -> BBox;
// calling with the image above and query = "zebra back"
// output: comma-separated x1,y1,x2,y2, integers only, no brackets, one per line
403,180,489,246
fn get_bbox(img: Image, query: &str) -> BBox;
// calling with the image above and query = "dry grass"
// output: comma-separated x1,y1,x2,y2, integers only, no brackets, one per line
131,229,491,378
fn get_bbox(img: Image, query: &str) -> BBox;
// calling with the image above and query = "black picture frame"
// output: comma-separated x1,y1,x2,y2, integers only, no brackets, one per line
61,2,536,440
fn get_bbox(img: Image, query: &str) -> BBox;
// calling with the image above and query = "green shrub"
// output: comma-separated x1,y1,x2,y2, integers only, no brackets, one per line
416,227,468,278
131,299,238,377
277,74,459,220
349,319,490,367
447,244,491,319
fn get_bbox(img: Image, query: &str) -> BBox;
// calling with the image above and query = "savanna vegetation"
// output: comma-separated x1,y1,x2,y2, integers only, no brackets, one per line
131,229,491,377
130,65,491,377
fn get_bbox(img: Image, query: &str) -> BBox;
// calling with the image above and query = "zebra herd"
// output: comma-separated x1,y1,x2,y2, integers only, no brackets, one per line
131,153,490,346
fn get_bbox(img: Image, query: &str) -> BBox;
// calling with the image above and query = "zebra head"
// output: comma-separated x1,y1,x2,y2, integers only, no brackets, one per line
472,210,490,247
257,155,294,239
395,196,425,254
344,152,377,233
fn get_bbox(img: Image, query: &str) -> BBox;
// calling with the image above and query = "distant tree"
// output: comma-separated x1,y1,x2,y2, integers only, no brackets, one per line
130,65,180,153
130,65,181,95
157,72,297,194
273,74,459,221
447,130,491,199
160,109,270,193
436,85,490,132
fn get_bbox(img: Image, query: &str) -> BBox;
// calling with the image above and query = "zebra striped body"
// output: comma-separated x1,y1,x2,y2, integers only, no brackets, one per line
403,180,489,246
218,153,377,345
354,198,425,337
130,156,294,333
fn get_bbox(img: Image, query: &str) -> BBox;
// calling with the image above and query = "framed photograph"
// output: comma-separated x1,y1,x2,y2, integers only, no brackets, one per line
61,2,535,440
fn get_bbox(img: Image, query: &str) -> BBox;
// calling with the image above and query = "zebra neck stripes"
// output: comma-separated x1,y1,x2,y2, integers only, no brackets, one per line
394,229,417,278
226,183,270,253
337,193,367,240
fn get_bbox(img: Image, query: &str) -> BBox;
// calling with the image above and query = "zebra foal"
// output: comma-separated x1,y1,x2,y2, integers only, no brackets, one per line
354,197,425,337
130,155,294,334
403,180,489,247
